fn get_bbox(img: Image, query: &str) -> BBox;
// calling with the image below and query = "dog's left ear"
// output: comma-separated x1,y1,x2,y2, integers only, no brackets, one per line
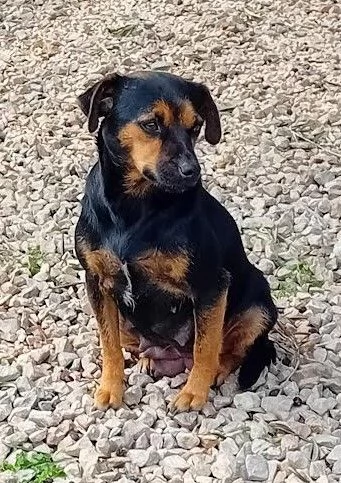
77,74,121,133
190,83,221,145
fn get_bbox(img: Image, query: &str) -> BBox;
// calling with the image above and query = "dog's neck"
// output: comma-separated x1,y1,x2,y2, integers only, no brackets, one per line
96,133,200,217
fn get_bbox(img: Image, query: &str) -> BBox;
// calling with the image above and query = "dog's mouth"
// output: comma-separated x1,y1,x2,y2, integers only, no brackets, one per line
142,167,200,194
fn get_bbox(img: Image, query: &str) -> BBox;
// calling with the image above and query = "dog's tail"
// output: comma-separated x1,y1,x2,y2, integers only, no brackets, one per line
238,334,276,390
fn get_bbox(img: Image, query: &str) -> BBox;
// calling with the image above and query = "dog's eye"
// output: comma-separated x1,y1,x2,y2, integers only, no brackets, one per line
140,120,160,134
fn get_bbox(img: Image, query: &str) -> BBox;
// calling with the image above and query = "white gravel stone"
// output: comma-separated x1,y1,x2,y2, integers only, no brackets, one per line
309,461,327,479
211,450,236,480
326,445,341,464
123,386,143,406
245,454,269,481
174,432,199,450
0,404,12,423
128,448,160,467
161,455,189,471
0,366,20,383
234,392,261,411
261,396,293,419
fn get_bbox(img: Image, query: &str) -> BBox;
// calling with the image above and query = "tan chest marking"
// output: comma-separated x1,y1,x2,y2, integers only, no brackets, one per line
85,249,135,308
136,249,191,297
85,248,191,301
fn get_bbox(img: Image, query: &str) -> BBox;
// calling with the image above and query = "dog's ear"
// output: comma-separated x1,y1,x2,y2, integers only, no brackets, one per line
77,74,121,133
190,83,221,145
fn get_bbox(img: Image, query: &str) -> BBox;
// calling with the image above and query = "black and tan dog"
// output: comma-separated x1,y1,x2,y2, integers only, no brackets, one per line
75,71,277,411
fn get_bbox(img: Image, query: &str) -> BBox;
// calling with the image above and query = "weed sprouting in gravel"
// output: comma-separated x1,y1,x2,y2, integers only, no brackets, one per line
0,452,65,483
274,260,323,298
26,245,44,277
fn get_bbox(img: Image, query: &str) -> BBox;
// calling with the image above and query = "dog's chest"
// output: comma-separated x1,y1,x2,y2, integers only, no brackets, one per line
89,246,191,310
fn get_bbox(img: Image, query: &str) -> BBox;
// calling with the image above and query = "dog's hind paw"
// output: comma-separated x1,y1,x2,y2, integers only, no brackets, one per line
136,357,155,375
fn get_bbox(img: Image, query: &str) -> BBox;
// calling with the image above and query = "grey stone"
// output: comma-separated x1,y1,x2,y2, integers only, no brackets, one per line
326,445,341,464
161,455,189,471
78,438,99,478
211,451,236,480
261,396,293,419
306,393,337,415
95,438,113,457
122,420,150,445
173,412,198,430
234,392,261,411
29,428,48,443
220,437,239,455
4,432,28,447
309,461,327,479
29,347,50,364
332,459,341,474
135,432,150,449
0,472,18,483
128,448,160,467
16,469,35,482
286,450,309,469
0,404,12,423
175,432,200,449
245,454,269,481
28,410,62,427
46,420,71,445
0,443,10,462
0,366,20,383
123,385,143,406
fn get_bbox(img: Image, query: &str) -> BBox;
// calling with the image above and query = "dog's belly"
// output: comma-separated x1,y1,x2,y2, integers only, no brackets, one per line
121,317,194,377
116,269,195,377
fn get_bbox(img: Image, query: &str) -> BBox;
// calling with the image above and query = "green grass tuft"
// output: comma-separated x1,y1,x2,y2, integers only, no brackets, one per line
0,451,65,483
274,260,323,298
26,246,44,277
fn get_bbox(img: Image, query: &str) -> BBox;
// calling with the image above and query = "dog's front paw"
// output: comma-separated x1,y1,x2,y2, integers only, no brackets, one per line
171,383,209,412
94,380,124,410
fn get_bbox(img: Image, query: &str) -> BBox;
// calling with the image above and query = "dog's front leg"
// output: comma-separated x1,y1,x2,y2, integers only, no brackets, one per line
171,290,227,411
86,272,124,409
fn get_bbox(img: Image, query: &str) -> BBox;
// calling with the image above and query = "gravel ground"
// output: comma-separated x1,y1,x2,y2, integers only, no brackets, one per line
1,0,341,482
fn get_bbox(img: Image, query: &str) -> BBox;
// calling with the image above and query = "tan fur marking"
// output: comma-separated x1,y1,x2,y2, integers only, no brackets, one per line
123,165,153,197
85,249,121,292
172,291,227,411
119,123,161,173
179,101,197,129
152,100,175,127
89,290,124,409
118,123,162,197
216,307,269,384
137,250,191,296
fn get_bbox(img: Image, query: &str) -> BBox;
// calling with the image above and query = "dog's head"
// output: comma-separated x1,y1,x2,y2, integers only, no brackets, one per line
77,71,221,195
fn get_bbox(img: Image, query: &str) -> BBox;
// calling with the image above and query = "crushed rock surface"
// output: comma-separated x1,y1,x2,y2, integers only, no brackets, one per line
1,0,341,482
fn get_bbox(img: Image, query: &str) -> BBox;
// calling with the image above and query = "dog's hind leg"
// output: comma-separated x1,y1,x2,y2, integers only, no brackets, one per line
171,290,227,411
216,306,276,387
238,334,276,389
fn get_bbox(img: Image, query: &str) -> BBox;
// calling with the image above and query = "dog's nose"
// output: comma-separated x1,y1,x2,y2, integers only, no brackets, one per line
178,160,195,178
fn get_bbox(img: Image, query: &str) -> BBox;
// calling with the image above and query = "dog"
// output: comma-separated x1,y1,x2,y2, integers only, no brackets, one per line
75,71,277,412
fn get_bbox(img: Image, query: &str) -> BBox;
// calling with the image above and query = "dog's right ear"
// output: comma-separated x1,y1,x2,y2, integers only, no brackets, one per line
77,74,121,133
